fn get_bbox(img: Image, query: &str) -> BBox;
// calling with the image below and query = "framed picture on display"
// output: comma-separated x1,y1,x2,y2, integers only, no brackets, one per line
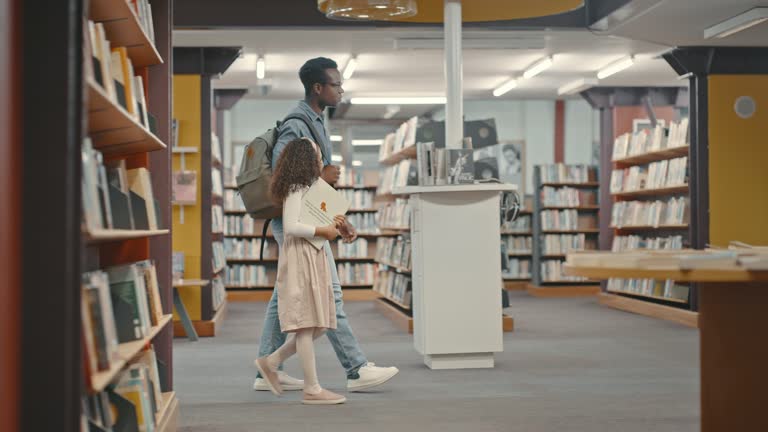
472,140,525,192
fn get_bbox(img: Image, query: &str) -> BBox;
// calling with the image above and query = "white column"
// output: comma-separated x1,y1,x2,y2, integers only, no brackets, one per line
444,0,463,150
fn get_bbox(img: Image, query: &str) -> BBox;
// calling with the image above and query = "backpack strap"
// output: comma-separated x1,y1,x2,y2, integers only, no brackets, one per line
282,113,331,165
260,219,271,261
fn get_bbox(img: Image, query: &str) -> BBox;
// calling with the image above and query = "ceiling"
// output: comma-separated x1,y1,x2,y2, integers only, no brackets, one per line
174,27,680,119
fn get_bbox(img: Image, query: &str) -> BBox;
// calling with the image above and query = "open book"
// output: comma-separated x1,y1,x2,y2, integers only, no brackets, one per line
299,179,350,250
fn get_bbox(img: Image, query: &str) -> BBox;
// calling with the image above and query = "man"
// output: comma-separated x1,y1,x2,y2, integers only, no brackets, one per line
254,57,399,392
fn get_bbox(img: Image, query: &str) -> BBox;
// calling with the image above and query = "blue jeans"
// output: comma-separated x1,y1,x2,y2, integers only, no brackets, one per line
256,218,368,378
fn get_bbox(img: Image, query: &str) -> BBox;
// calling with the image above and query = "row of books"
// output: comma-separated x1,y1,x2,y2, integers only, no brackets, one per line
345,212,380,234
540,260,589,283
540,210,598,231
172,170,197,205
612,118,689,160
224,190,245,211
224,238,273,260
503,258,532,279
610,157,688,193
224,264,270,287
224,214,260,236
540,186,598,207
611,197,690,228
82,139,161,232
607,278,690,302
212,167,224,197
379,199,412,229
415,142,476,186
82,261,164,379
376,236,412,271
339,189,375,210
85,20,151,129
541,234,598,255
374,270,412,308
212,132,223,165
212,205,224,233
378,159,415,195
505,236,532,254
379,116,418,161
538,164,597,183
336,238,371,259
337,263,376,285
212,277,226,310
612,235,685,252
502,213,532,233
336,167,374,187
81,346,164,432
212,241,226,272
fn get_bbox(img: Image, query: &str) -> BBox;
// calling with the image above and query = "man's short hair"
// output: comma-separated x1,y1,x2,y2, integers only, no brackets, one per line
299,57,338,96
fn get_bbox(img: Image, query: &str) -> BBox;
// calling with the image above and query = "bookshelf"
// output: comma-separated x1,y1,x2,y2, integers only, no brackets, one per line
501,195,533,289
79,0,179,430
530,164,601,296
604,119,695,318
170,47,239,338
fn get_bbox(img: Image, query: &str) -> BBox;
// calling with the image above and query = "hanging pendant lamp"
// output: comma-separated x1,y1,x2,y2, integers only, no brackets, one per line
319,0,418,21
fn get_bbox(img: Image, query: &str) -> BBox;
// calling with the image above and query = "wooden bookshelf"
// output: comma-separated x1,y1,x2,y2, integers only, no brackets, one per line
612,184,689,199
89,0,163,68
531,165,601,291
336,185,378,190
607,289,688,304
612,224,689,231
84,228,169,244
375,297,414,333
379,145,417,166
157,392,180,432
612,145,689,166
87,79,167,155
89,315,172,393
501,230,532,235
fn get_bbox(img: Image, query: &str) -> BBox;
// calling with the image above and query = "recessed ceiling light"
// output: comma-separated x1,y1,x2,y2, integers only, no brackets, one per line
330,135,343,142
523,56,554,79
596,56,635,80
492,78,518,97
705,7,768,39
343,56,358,80
350,97,446,105
557,78,598,96
352,139,383,146
256,56,265,79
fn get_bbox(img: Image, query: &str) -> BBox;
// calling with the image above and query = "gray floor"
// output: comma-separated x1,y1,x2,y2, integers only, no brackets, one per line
174,292,700,432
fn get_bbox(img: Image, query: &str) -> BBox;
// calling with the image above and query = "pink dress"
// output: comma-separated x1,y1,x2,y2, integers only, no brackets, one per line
276,187,337,332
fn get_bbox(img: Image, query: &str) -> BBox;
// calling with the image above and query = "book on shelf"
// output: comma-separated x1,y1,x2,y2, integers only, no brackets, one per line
105,263,154,343
212,167,224,197
211,277,226,309
337,238,370,259
171,170,197,205
505,236,532,253
541,234,597,255
612,118,689,160
82,138,113,232
337,263,377,285
133,75,149,128
611,197,689,228
211,132,222,164
607,278,689,302
224,237,273,260
446,149,475,184
339,189,375,209
379,159,416,194
540,259,589,282
374,270,412,307
472,142,524,188
540,186,597,207
540,210,597,231
502,251,531,279
376,235,412,270
378,199,411,229
127,167,160,230
379,116,418,161
110,47,137,117
345,212,379,234
212,205,224,233
610,156,688,193
212,241,226,272
336,167,375,187
224,213,259,236
225,264,270,287
224,189,245,211
502,213,531,233
612,235,684,252
87,21,117,100
538,164,597,183
82,271,120,375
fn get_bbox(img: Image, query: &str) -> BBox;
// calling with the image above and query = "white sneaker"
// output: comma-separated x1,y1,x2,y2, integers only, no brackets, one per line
347,362,399,392
253,371,304,391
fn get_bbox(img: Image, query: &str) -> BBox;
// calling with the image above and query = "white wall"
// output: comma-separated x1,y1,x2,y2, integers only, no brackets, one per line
564,99,596,165
230,99,298,143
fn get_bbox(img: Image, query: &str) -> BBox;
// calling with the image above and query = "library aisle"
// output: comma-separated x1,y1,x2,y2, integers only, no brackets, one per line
173,292,698,432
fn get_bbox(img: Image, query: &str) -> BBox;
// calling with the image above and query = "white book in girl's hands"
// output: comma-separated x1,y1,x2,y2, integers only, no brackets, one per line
300,179,351,250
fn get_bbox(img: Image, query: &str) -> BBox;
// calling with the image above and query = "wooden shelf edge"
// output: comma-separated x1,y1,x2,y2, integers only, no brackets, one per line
90,315,172,393
172,279,209,287
156,392,179,432
612,146,689,166
89,0,163,68
375,297,414,333
612,224,689,231
527,284,601,298
84,228,169,244
598,293,698,328
612,184,689,198
606,289,689,305
540,182,600,187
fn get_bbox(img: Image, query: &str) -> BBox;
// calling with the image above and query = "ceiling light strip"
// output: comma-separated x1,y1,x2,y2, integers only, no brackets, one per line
492,78,518,97
352,139,384,146
343,56,358,80
349,97,446,105
704,7,768,39
523,56,554,79
596,56,635,80
256,56,265,79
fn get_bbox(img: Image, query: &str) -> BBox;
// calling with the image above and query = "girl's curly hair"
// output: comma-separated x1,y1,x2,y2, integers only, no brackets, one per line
270,138,322,205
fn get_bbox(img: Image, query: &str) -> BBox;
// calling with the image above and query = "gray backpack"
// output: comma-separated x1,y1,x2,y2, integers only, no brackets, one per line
235,113,327,258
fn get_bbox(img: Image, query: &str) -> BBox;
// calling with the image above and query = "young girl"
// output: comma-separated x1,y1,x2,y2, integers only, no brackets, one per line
254,137,347,405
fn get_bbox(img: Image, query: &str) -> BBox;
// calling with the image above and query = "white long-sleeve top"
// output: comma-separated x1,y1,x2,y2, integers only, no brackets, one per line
282,188,317,239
